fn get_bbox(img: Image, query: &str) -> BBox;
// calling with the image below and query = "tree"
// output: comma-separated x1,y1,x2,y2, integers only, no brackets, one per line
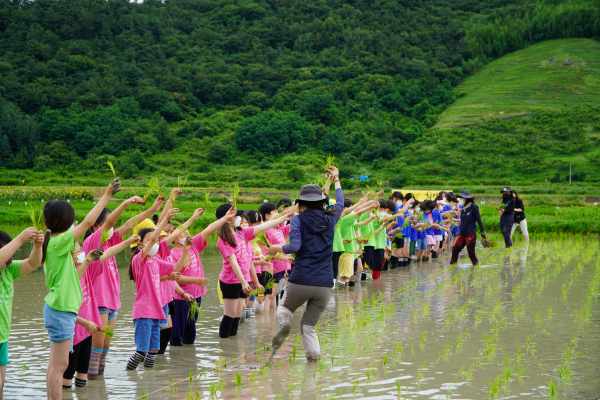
155,118,176,151
126,65,143,86
286,166,305,182
235,111,315,155
319,129,351,155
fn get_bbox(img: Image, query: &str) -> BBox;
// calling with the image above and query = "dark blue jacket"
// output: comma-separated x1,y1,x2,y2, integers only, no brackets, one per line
282,188,343,287
500,199,515,227
459,203,484,238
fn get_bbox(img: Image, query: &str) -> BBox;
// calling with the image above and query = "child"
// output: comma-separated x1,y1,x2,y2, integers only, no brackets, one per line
42,178,121,400
0,227,44,399
359,190,384,278
371,200,398,279
244,210,271,314
337,197,372,287
164,206,235,347
217,204,290,339
83,194,162,379
63,235,139,389
421,200,436,261
126,208,191,371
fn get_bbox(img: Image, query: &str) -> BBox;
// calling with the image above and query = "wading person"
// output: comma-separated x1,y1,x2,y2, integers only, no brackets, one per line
510,190,529,244
450,190,486,266
496,186,515,249
266,166,343,361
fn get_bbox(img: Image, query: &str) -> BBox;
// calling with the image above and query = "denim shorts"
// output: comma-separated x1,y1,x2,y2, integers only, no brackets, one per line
44,303,76,351
0,341,8,366
98,307,118,322
134,318,161,352
160,304,169,328
416,238,427,251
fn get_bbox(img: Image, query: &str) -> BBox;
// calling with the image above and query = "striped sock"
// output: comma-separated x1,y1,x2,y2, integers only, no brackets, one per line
143,352,157,368
98,349,108,376
88,347,103,380
126,351,146,371
75,377,87,387
62,385,72,389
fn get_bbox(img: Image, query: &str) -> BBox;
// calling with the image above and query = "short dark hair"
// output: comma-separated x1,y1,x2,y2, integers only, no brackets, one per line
243,210,262,225
343,199,354,208
385,200,396,212
0,231,12,248
276,198,292,209
391,191,403,201
258,202,277,221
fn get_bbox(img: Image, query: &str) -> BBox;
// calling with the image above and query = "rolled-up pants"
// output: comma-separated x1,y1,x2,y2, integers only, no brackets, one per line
277,282,331,360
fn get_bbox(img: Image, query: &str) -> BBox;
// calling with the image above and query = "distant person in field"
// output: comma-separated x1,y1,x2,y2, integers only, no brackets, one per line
510,190,529,244
450,190,486,266
496,186,515,249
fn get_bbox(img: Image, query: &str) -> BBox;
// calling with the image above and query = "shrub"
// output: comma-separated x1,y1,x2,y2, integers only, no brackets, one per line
286,166,305,182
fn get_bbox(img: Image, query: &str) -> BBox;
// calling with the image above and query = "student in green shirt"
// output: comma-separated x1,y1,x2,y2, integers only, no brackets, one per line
41,178,122,400
0,227,45,399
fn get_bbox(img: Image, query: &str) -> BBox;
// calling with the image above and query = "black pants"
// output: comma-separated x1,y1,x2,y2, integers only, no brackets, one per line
363,246,374,270
502,225,513,248
371,248,385,271
64,336,92,379
331,252,341,280
450,235,478,265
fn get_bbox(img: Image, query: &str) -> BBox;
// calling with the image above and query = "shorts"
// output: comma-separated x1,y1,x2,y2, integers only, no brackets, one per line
416,238,427,250
219,280,248,299
434,235,443,242
64,336,92,379
98,307,118,322
446,233,452,243
160,304,169,328
44,303,76,352
168,300,176,315
133,318,160,352
353,259,358,275
0,341,8,366
404,238,411,243
426,235,436,246
452,232,458,239
409,240,416,255
258,273,273,295
339,253,355,278
273,271,285,282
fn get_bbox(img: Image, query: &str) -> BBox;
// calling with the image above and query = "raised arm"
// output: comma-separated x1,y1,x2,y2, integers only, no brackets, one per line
355,200,379,218
270,217,300,255
99,235,140,264
104,196,144,233
172,237,192,273
0,227,37,268
199,207,237,243
252,213,291,235
73,179,121,240
142,208,178,260
19,229,45,276
118,195,166,238
357,215,376,227
158,188,180,224
165,208,204,246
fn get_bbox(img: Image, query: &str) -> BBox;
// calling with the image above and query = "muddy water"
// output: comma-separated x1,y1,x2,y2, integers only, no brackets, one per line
5,242,600,399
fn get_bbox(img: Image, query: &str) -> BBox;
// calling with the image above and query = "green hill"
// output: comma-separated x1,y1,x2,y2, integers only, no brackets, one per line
436,39,600,128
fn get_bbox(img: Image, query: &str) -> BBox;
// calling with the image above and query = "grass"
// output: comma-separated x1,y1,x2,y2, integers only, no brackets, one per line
436,39,600,128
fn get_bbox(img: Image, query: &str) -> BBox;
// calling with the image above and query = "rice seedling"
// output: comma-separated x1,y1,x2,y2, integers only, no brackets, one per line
138,389,148,399
233,372,242,386
231,183,240,207
287,382,299,393
352,381,359,393
99,326,114,337
186,389,200,400
106,161,117,178
144,174,166,203
187,301,204,323
133,216,139,236
26,205,42,230
253,231,270,247
383,352,388,366
548,379,557,399
317,154,336,171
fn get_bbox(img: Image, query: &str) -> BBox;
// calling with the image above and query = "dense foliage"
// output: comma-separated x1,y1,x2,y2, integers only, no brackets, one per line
0,0,598,185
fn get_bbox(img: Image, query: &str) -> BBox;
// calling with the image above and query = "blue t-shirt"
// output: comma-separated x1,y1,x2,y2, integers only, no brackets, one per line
432,209,443,236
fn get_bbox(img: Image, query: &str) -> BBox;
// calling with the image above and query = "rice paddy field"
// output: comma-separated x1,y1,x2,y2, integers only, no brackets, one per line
5,237,600,399
435,39,600,128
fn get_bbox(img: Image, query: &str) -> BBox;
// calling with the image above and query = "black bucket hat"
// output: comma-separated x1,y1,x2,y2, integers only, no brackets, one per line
215,204,244,219
295,184,326,204
457,190,473,199
500,186,512,193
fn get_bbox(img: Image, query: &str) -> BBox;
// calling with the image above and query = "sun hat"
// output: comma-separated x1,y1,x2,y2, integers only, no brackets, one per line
457,190,474,199
131,218,157,248
500,186,512,193
295,184,326,204
215,204,244,220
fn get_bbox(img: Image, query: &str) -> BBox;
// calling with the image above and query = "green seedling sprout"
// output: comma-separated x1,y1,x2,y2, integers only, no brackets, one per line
233,372,242,386
106,161,117,178
187,301,204,322
133,216,139,236
231,183,240,207
317,154,336,171
26,205,42,230
202,191,211,209
99,326,114,337
100,229,110,248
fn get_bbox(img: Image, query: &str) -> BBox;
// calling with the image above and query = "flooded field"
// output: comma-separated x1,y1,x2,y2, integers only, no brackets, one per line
5,240,600,399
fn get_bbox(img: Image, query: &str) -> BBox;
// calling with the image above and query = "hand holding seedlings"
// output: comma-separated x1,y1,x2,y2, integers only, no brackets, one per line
107,178,122,196
17,227,39,243
81,319,99,335
86,249,103,263
124,196,145,207
165,271,182,281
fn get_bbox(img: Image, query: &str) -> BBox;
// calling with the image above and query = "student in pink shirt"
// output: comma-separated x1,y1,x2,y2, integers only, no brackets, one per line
258,203,294,309
82,195,165,378
125,209,191,371
63,235,139,389
163,206,235,347
216,204,290,339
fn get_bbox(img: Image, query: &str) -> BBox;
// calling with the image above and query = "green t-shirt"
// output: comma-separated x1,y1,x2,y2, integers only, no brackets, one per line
358,212,372,237
339,212,357,254
43,231,82,314
0,261,21,343
373,221,387,250
333,219,345,253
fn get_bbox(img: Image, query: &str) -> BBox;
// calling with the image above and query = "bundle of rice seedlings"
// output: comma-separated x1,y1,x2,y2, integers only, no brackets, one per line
265,253,288,263
231,183,240,207
99,326,114,338
143,174,166,203
100,229,110,246
106,161,117,178
202,191,211,209
133,216,139,236
481,237,494,248
172,174,189,207
390,233,404,250
317,154,336,171
498,203,506,209
187,301,204,322
181,254,192,272
253,231,270,248
249,277,276,297
26,205,42,230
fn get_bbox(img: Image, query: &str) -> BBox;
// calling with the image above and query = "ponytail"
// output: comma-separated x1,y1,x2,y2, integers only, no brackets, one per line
218,224,237,248
129,228,154,281
41,229,51,265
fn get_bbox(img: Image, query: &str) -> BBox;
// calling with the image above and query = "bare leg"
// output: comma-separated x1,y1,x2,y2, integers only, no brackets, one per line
46,340,71,400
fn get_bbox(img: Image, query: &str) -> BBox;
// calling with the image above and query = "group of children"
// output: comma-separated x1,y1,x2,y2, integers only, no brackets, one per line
0,175,468,399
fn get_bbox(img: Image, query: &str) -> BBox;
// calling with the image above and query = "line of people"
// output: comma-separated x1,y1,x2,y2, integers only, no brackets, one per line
0,171,494,399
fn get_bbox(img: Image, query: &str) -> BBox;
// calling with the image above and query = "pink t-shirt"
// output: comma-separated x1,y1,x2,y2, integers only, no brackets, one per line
167,232,208,300
266,225,291,273
74,261,103,346
218,227,255,284
131,251,174,320
158,240,174,308
84,228,122,311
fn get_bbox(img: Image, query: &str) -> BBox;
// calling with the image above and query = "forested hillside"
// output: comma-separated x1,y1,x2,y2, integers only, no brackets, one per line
0,0,599,188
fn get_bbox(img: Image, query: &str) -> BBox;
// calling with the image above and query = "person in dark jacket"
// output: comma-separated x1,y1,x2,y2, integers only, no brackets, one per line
266,166,343,362
496,186,515,249
450,190,486,266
